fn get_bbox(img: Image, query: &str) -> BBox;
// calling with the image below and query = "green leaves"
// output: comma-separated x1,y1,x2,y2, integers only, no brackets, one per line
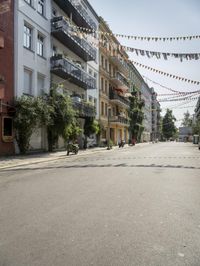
162,109,177,140
128,85,145,141
14,95,49,154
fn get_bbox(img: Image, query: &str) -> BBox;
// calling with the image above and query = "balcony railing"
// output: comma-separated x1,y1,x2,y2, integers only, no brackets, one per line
109,90,130,107
51,17,96,62
72,100,96,118
53,0,97,30
111,72,130,90
51,55,96,90
109,55,129,76
110,115,129,125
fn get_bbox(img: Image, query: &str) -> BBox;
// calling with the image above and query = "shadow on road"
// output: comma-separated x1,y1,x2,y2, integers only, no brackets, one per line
1,163,200,172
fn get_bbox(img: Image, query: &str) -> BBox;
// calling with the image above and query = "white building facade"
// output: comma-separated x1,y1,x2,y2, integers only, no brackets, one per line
14,0,51,151
14,0,99,151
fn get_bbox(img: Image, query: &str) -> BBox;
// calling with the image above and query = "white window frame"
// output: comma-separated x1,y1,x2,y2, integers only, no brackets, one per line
24,24,32,50
23,68,33,95
37,33,44,57
38,0,45,16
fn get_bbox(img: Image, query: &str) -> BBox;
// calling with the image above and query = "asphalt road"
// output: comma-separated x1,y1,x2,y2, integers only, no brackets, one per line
0,142,200,266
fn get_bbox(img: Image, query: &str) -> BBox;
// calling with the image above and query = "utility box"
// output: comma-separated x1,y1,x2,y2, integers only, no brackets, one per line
193,135,199,144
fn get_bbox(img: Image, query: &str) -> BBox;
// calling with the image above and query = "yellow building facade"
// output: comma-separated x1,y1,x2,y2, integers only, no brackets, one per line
99,18,130,146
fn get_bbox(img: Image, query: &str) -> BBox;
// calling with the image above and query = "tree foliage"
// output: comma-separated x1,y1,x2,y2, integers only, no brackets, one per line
13,95,50,154
128,85,145,142
83,117,100,149
46,88,77,151
181,111,193,127
192,117,200,135
162,109,177,140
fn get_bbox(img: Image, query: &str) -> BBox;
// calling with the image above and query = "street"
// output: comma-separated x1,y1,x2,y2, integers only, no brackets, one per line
0,142,200,266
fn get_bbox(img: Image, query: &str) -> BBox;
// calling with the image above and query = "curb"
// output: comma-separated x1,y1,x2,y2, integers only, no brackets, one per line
0,143,152,170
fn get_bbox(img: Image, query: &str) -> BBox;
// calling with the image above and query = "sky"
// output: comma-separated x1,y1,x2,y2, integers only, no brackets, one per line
89,0,200,127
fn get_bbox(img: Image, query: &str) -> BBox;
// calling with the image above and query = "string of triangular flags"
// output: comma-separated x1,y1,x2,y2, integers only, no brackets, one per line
73,25,200,42
120,45,200,61
89,42,200,84
159,96,199,102
158,92,200,102
143,76,200,94
132,60,200,84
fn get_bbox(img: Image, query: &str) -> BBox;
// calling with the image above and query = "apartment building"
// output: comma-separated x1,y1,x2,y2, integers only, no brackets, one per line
50,0,99,148
0,0,15,155
151,88,161,141
14,0,51,152
141,81,152,142
13,0,99,151
99,18,130,145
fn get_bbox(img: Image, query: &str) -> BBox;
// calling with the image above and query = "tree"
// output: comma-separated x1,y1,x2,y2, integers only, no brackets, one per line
128,85,145,143
45,88,77,152
162,109,177,140
181,110,193,127
13,95,50,154
83,117,100,149
192,117,200,135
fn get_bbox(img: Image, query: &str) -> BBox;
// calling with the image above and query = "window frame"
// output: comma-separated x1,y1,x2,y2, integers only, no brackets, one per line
38,0,45,16
24,23,32,50
37,33,44,57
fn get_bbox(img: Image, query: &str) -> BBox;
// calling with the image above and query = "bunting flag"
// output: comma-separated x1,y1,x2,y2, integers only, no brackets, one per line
132,61,200,84
121,45,200,61
73,25,200,42
158,91,200,101
143,76,200,94
90,40,200,85
91,39,200,62
159,96,199,102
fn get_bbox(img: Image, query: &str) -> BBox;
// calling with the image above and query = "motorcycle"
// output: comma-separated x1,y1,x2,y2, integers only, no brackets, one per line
118,140,125,148
66,143,79,155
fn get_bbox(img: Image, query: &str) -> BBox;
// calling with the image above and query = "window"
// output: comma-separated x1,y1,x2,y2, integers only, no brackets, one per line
105,103,108,116
52,45,57,56
89,68,93,76
94,72,97,86
24,68,32,95
105,59,108,71
94,98,97,110
38,0,45,16
37,34,44,56
2,117,13,142
37,74,45,94
105,80,108,94
24,24,32,50
101,102,104,116
101,77,104,91
89,96,92,102
52,8,57,17
101,55,104,67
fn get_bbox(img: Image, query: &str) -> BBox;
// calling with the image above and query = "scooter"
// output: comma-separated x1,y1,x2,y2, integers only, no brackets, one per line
66,143,79,155
119,140,125,148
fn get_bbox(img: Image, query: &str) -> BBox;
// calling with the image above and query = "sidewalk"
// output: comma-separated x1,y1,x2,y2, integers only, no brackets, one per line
0,142,151,170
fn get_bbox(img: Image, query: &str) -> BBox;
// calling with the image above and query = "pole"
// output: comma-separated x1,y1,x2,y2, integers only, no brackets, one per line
107,107,111,150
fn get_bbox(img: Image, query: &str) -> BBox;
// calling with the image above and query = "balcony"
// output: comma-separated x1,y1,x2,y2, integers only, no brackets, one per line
110,115,129,126
109,90,130,108
109,56,129,76
51,17,96,62
72,99,96,118
53,0,97,30
111,72,129,91
51,55,96,90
